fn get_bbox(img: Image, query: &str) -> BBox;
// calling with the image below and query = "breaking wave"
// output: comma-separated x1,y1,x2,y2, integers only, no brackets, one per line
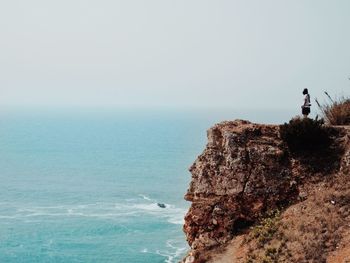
0,194,186,225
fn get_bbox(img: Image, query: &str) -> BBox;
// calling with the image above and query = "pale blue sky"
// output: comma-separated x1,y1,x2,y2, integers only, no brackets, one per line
1,0,350,110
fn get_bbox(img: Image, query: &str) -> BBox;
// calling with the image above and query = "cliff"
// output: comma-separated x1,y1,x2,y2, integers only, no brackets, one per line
183,120,350,263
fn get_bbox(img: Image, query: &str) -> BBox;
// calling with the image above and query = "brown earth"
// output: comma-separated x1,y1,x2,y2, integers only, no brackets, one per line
182,120,350,263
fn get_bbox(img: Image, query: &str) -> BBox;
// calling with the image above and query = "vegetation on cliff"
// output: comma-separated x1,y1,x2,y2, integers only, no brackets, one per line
241,171,350,263
316,92,350,125
279,117,331,152
183,120,350,263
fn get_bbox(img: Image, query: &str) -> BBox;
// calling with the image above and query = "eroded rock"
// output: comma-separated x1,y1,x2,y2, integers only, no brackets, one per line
182,120,348,263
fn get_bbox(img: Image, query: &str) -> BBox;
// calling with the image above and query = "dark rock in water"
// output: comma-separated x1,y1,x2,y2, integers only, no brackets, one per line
157,203,166,208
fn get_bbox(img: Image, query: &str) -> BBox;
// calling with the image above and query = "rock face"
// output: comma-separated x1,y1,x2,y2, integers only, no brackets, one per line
182,120,349,262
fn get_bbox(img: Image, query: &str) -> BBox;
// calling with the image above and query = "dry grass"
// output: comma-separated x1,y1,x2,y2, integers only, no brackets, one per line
242,172,350,263
197,127,350,263
315,92,350,125
202,171,350,263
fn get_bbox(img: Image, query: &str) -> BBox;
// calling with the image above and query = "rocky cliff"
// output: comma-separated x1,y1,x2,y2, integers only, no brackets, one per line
182,120,350,263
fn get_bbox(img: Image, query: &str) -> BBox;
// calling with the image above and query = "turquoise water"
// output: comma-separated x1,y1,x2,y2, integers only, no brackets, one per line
0,110,293,262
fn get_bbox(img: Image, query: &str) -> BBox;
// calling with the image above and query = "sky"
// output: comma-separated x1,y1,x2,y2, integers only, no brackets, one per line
1,0,350,111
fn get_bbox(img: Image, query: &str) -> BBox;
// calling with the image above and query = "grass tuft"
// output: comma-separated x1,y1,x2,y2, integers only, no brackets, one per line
315,92,350,125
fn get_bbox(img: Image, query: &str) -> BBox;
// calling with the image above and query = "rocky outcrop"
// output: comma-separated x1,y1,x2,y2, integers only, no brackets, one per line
182,120,350,263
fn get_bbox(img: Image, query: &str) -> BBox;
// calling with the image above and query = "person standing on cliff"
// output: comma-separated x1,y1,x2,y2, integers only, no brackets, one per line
301,88,311,118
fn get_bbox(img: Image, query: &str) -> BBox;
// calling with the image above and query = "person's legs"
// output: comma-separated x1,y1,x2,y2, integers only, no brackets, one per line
302,107,310,118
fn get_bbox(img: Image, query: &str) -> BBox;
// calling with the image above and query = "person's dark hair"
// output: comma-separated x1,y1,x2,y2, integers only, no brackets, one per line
303,88,308,95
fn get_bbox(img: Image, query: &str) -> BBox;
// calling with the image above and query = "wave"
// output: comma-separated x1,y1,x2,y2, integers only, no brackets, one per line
138,194,153,202
0,195,187,225
155,239,188,263
0,197,189,263
133,195,187,225
141,245,187,263
140,248,148,253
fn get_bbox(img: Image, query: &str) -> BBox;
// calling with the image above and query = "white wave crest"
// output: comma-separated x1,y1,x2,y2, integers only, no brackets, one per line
0,198,187,225
138,194,153,202
155,239,188,263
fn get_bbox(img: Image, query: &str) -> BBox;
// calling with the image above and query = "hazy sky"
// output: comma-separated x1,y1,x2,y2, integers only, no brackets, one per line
1,0,350,110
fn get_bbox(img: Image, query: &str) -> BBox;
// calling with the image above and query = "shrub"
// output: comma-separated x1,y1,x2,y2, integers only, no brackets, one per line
279,117,331,152
315,92,350,125
250,210,281,246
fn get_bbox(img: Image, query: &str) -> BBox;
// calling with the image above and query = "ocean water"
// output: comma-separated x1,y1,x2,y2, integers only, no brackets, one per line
0,109,294,263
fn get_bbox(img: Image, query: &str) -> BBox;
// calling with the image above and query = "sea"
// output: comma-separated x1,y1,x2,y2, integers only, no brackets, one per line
0,109,295,263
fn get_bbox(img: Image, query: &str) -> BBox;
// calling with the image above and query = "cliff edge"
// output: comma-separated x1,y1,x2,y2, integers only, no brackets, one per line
183,120,350,263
